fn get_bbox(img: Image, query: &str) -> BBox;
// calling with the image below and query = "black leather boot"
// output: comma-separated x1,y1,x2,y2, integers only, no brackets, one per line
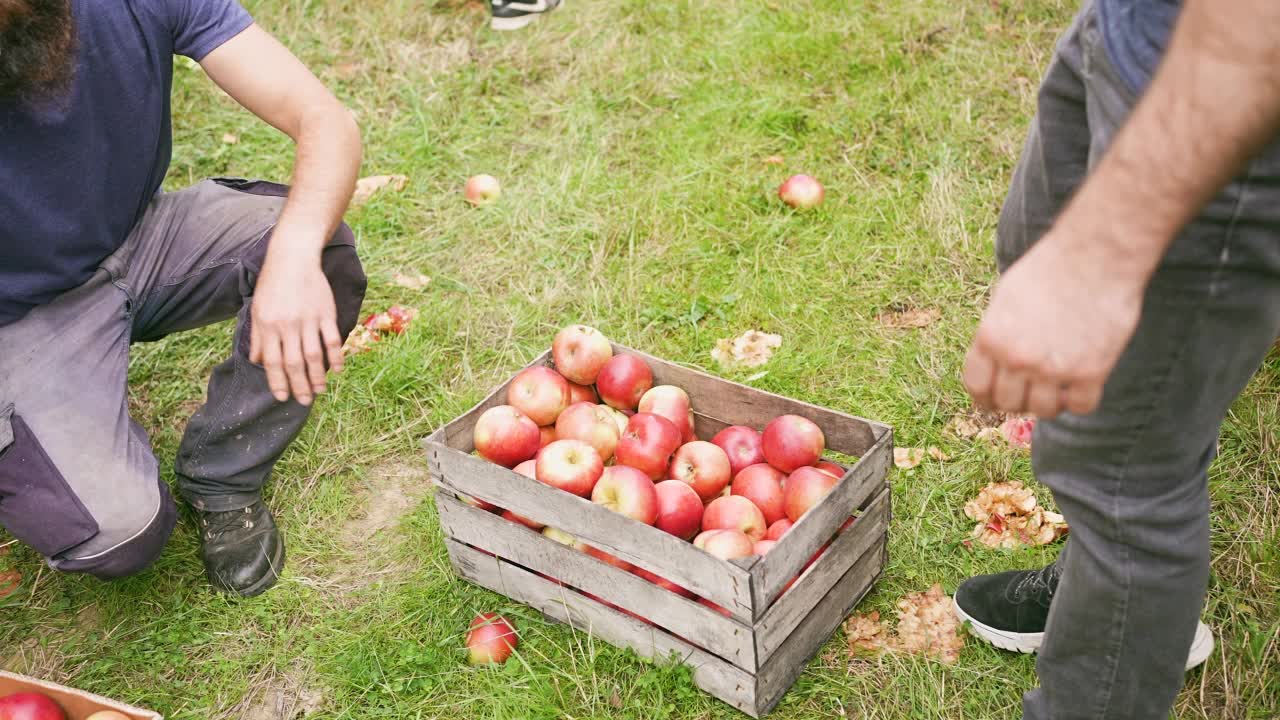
195,501,285,597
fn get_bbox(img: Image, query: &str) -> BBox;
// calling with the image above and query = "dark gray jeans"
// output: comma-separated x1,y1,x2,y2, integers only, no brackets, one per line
0,179,366,580
1000,5,1280,719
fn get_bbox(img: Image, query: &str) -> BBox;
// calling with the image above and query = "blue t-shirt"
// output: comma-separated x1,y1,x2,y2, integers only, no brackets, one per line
0,0,252,327
1097,0,1183,94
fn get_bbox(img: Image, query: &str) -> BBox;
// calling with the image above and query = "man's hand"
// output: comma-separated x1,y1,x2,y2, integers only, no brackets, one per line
249,244,344,406
963,237,1144,418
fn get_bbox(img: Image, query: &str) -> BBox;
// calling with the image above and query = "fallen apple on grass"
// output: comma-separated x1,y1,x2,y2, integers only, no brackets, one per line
555,402,620,461
466,613,518,664
596,354,654,411
638,385,695,442
703,495,767,541
552,325,614,385
473,405,541,468
762,414,826,473
669,440,732,501
653,479,704,539
536,439,605,497
0,692,66,720
784,466,840,522
507,366,572,426
464,174,501,206
615,413,682,480
712,425,766,477
778,173,824,209
731,463,787,526
592,465,659,525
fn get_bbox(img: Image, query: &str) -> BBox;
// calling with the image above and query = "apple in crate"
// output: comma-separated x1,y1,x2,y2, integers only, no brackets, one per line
753,540,777,555
638,385,695,442
711,425,765,477
815,461,845,478
542,526,582,549
538,425,558,448
596,354,654,411
536,439,604,497
693,528,754,560
669,440,732,501
464,174,501,206
473,405,540,467
765,518,793,540
762,414,825,472
703,495,767,541
459,493,498,513
653,479,703,539
697,597,732,617
584,545,633,572
552,325,613,385
778,173,824,209
466,613,518,664
555,402,620,461
592,466,658,524
0,693,66,720
632,566,695,598
615,413,681,480
567,381,598,405
731,463,787,526
784,466,840,522
507,366,571,426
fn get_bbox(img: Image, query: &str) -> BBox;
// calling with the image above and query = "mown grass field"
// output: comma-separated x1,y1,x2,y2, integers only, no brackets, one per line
3,0,1277,717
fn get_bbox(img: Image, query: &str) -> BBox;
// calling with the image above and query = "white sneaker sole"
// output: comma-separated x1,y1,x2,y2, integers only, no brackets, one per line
490,0,562,30
954,603,1214,671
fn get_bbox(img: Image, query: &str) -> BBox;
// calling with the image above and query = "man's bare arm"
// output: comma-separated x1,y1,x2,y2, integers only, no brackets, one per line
199,24,362,405
964,0,1280,418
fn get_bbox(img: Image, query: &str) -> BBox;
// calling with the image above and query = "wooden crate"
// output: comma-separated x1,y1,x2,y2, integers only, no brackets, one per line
424,345,892,717
0,670,162,719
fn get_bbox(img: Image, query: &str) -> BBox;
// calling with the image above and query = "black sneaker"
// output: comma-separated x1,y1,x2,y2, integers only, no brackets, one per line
954,563,1214,670
490,0,562,31
195,501,286,598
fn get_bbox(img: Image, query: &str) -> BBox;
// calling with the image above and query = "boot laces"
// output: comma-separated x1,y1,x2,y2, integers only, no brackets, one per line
200,506,256,541
1011,563,1060,601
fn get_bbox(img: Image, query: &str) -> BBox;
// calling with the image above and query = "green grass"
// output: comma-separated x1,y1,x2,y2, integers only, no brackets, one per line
3,0,1278,717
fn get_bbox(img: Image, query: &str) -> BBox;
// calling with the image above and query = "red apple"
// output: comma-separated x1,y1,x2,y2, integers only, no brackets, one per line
703,495,767,541
473,405,541,467
815,461,845,479
693,528,754,560
778,173,824,209
652,479,703,539
583,545,633,572
555,402,620,461
632,566,695,598
711,425,766,477
592,465,659,524
730,463,787,526
753,540,777,555
513,459,537,478
638,385,695,442
541,526,582,549
568,381,599,405
603,405,630,434
596,354,654,411
765,518,793,541
502,509,544,530
669,440,732,501
538,425,558,448
536,439,604,497
697,597,732,617
466,613,518,664
552,325,614,385
615,413,681,480
0,693,66,720
507,366,572,426
762,415,825,472
459,493,498,513
86,713,131,720
783,466,839,522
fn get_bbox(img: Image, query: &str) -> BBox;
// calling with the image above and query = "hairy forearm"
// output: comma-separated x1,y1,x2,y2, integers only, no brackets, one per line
269,102,361,259
1052,0,1280,277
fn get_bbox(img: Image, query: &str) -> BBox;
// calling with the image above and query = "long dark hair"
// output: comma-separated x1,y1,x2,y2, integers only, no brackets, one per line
0,0,75,104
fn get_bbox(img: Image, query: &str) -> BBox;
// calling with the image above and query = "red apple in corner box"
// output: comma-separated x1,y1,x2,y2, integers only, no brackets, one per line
762,414,825,473
555,402,620,461
473,405,540,467
507,366,572,426
615,413,682,480
653,479,703,539
596,354,654,411
638,385,696,442
466,613,518,664
731,463,787,526
783,466,840,522
778,173,824,209
0,693,66,720
592,465,659,524
815,461,845,478
669,440,732,501
632,566,696,598
583,544,633,572
536,439,604,497
693,528,755,560
552,325,614,385
703,495,767,541
765,518,793,541
568,381,598,405
711,425,765,477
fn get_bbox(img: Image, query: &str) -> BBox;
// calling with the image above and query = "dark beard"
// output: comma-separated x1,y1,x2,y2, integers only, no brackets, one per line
0,0,76,105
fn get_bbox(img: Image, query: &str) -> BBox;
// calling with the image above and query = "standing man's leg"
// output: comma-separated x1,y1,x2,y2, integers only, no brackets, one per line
119,177,366,596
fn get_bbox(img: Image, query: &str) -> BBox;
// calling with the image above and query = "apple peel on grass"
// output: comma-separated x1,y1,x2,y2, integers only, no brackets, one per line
711,330,782,370
845,584,964,665
342,304,417,357
963,481,1067,549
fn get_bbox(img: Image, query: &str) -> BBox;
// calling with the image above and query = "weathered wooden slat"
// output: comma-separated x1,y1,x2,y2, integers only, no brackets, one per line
436,491,758,671
618,346,889,456
753,489,889,663
427,444,757,619
750,431,892,616
445,540,761,717
753,539,886,716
